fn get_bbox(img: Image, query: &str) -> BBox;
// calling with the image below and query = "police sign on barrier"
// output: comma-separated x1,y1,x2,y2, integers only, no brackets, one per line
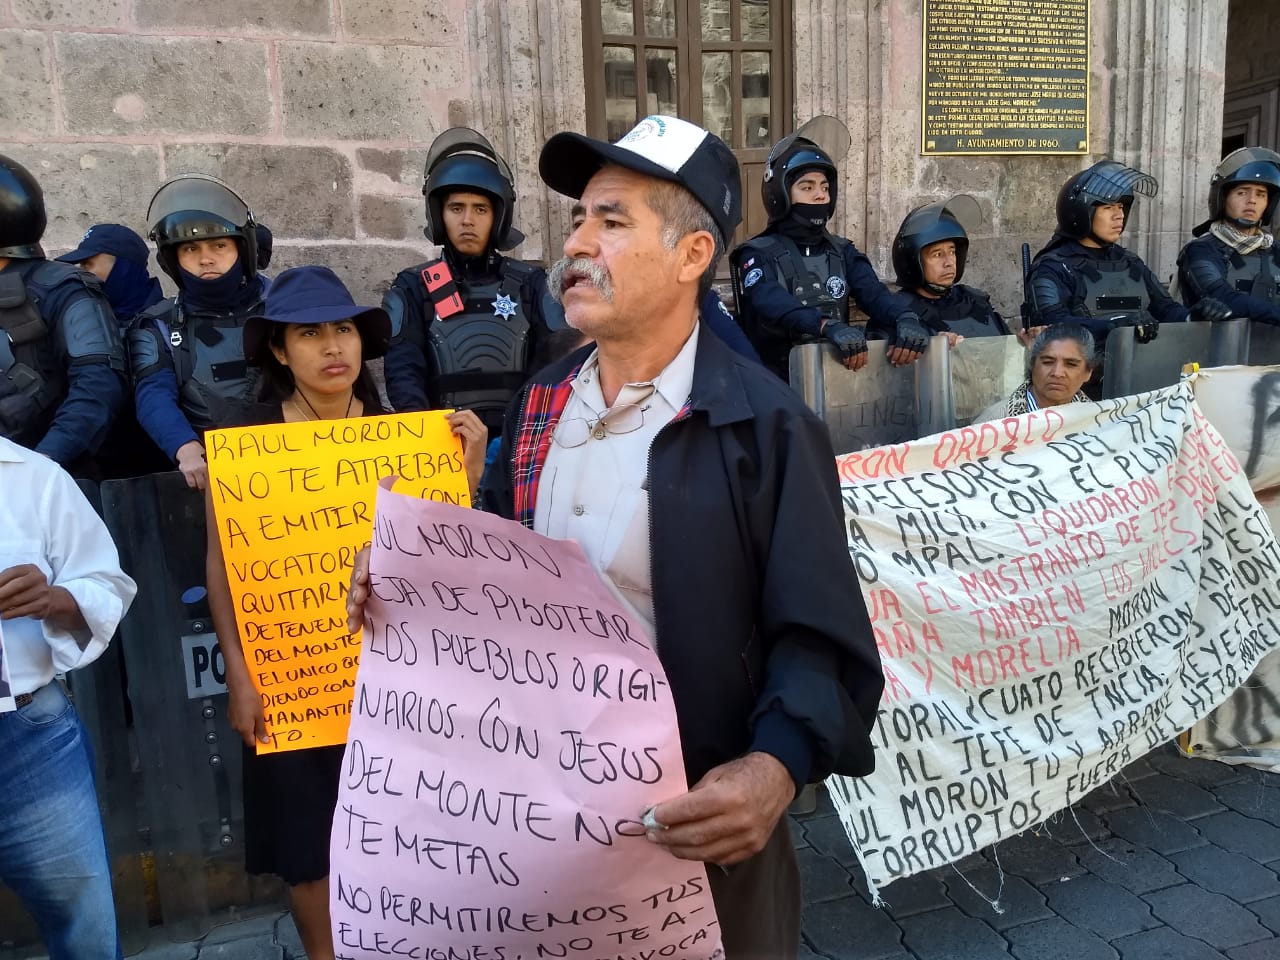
789,336,954,454
182,633,227,699
100,472,285,942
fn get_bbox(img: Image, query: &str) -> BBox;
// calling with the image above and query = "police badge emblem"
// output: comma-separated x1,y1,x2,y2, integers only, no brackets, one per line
743,268,764,288
491,293,518,319
825,275,847,299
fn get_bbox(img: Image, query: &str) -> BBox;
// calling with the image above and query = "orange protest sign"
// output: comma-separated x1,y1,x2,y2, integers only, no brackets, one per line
206,412,471,753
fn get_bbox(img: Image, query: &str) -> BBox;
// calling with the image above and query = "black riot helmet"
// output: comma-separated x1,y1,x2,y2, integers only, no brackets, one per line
761,116,851,223
892,194,982,293
147,174,258,287
422,127,523,251
0,155,48,260
1205,147,1280,231
1054,160,1158,245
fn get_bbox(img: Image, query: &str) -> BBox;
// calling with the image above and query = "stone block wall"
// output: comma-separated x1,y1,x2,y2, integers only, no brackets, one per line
0,0,586,305
1,0,1232,317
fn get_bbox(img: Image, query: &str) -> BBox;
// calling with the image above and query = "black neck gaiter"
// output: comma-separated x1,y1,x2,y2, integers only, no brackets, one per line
777,202,833,246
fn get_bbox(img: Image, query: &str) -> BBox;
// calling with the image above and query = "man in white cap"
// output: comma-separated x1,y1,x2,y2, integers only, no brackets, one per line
349,116,883,957
0,433,137,957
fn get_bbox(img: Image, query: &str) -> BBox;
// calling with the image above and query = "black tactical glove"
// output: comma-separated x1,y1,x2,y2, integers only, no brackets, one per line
1189,297,1232,324
1135,318,1159,344
822,319,867,364
890,312,929,354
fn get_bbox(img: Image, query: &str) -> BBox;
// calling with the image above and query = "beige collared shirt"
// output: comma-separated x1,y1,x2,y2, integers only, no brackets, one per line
533,324,699,631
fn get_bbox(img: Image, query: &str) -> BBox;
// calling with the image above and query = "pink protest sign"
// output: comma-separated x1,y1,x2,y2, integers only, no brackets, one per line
330,483,723,960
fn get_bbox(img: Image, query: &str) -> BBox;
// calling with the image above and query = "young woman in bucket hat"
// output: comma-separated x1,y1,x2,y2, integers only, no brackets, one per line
205,265,486,960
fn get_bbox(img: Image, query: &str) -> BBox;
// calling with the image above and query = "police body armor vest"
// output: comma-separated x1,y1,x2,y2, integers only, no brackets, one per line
771,235,850,326
424,258,532,433
734,233,851,375
141,298,262,433
1073,255,1154,328
915,287,1001,338
1224,248,1280,306
0,261,72,446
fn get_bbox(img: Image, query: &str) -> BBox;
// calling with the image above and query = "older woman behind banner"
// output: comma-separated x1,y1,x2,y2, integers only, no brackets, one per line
977,323,1096,421
205,266,486,960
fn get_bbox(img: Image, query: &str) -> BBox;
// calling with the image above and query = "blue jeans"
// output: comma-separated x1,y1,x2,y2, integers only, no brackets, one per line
0,681,121,960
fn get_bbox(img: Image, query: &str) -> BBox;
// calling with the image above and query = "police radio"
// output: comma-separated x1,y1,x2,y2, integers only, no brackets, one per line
422,260,465,319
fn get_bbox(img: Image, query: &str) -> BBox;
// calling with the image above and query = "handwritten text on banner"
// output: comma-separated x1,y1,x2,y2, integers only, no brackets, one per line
329,485,723,960
206,413,470,752
829,383,1280,896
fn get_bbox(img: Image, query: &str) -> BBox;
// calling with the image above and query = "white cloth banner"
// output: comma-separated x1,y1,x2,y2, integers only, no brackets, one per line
828,382,1280,896
1186,365,1280,769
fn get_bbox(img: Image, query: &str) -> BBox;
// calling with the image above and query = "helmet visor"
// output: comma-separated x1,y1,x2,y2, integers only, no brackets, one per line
766,115,852,170
425,127,515,187
152,212,242,244
147,175,250,233
1082,163,1158,203
901,194,983,236
1216,146,1280,182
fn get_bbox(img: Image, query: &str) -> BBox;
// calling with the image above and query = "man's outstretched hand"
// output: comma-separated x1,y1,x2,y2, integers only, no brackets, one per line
643,752,796,866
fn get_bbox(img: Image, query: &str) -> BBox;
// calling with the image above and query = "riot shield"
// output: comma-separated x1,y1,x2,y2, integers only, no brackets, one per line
949,335,1025,425
71,479,151,952
1102,323,1214,398
100,472,285,942
1103,319,1252,398
1247,321,1280,366
1207,318,1252,368
788,336,953,454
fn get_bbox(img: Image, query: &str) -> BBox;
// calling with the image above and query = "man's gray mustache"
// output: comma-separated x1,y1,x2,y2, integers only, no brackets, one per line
548,257,614,304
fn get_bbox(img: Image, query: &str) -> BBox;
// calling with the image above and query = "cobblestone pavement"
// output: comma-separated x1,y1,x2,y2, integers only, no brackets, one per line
795,744,1280,960
6,744,1277,960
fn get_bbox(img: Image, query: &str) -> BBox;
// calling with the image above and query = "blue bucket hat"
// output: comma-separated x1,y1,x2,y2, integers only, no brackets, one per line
56,223,152,266
243,265,391,365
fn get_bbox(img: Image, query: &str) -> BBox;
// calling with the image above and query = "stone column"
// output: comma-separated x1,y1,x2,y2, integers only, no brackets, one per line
469,0,589,264
1104,0,1229,280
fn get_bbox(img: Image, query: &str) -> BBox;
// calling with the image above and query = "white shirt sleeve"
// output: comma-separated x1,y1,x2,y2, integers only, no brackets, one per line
39,468,137,673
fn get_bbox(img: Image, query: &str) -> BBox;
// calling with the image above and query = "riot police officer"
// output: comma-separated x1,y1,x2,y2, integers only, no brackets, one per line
130,174,268,490
730,117,927,381
56,222,171,478
382,128,564,435
1177,147,1280,326
1026,159,1230,345
891,196,1010,338
56,223,165,328
0,155,125,471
